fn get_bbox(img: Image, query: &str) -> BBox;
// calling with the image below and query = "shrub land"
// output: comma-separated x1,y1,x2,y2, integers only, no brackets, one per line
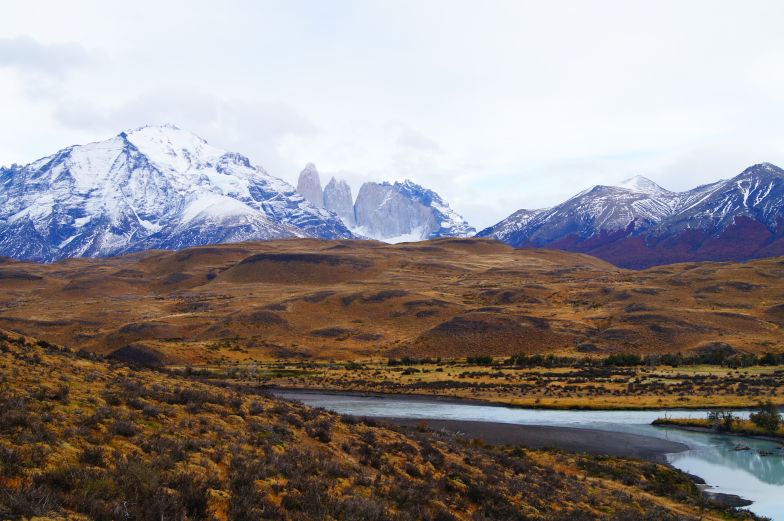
0,329,763,521
211,354,784,409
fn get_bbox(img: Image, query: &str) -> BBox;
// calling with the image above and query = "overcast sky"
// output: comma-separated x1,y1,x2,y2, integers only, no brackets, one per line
1,1,783,229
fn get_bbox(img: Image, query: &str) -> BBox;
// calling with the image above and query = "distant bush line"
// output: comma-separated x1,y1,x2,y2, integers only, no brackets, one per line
654,400,783,438
387,350,784,369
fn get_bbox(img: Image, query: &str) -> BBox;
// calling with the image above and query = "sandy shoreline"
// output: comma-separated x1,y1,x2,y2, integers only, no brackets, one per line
271,388,689,463
375,417,688,463
270,387,690,461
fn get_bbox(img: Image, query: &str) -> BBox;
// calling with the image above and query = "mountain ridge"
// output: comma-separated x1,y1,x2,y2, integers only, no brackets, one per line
478,162,784,268
5,124,783,268
0,125,354,262
295,166,475,242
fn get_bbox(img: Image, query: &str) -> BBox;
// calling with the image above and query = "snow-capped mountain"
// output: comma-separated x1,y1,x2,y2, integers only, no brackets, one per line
663,163,784,233
295,168,475,242
0,125,354,262
389,180,476,239
478,163,784,268
353,181,437,241
480,176,678,248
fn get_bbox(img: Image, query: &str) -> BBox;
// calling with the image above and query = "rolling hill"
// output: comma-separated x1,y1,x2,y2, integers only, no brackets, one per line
0,238,781,363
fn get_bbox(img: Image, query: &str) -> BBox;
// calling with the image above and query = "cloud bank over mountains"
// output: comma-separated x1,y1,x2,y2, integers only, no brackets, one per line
2,2,784,229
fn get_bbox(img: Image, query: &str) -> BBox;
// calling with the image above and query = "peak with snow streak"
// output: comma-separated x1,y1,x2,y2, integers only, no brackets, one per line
478,175,680,249
616,175,670,196
0,125,354,262
478,163,784,268
352,179,475,242
120,125,227,175
663,162,784,233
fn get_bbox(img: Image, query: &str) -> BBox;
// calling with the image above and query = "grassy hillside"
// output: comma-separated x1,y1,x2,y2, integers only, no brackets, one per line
0,329,758,521
0,238,783,363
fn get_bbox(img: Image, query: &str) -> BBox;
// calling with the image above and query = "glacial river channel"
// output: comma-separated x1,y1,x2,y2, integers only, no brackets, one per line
273,390,784,520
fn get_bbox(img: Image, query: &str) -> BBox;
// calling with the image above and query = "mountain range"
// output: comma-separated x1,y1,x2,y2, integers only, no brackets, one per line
479,163,784,268
296,164,475,242
0,125,360,262
2,124,784,269
0,125,474,263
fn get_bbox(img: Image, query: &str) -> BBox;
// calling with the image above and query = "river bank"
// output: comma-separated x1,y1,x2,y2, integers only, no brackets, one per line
272,388,784,518
272,388,701,462
652,419,784,444
376,416,688,463
267,384,761,411
247,358,784,410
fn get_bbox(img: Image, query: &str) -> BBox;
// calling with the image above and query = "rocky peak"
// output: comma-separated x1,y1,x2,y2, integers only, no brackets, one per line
323,177,356,228
296,163,323,208
353,182,438,242
733,162,784,182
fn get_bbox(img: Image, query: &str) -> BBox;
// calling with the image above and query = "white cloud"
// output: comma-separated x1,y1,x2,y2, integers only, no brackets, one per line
0,36,90,75
396,130,442,153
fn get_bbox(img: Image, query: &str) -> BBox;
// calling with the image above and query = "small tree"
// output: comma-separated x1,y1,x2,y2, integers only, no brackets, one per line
708,409,738,432
749,400,782,433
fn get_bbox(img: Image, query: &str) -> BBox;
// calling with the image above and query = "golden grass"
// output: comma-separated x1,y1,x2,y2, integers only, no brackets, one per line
201,359,784,410
0,238,783,363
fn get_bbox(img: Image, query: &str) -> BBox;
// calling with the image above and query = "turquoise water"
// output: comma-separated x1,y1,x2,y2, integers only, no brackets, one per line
273,390,784,520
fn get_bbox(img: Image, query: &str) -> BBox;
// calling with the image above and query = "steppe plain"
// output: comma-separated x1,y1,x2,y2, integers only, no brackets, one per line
1,237,782,408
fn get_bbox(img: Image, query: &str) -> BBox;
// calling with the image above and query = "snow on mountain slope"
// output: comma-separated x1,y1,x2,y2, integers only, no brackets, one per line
477,208,548,242
478,176,678,246
292,166,475,243
0,125,353,262
390,180,476,239
665,163,784,232
478,163,784,268
617,175,670,197
352,180,475,242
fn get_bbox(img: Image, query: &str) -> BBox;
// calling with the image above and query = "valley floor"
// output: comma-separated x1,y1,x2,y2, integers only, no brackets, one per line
184,359,784,410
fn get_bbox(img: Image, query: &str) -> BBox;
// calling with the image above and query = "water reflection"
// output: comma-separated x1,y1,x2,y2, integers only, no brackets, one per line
668,441,784,520
273,390,784,520
667,434,783,485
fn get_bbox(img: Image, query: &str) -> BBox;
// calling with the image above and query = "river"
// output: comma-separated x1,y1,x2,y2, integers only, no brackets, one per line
272,390,784,521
